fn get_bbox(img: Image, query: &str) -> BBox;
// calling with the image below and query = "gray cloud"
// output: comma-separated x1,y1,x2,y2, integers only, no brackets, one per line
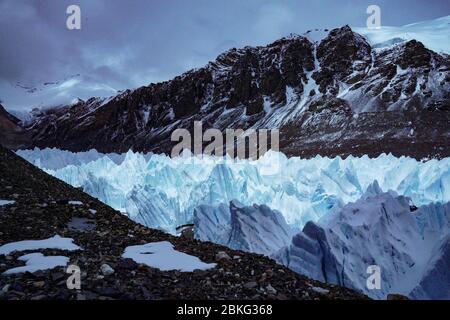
0,0,449,110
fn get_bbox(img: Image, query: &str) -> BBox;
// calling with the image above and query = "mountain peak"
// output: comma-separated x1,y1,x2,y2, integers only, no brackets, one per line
4,24,449,160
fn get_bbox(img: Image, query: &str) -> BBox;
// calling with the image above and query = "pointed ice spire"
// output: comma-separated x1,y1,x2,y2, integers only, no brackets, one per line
363,180,383,198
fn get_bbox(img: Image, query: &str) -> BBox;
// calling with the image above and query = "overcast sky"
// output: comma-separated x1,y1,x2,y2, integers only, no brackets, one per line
1,0,449,110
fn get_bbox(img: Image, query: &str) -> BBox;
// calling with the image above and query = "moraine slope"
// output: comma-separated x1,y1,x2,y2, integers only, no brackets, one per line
0,145,365,300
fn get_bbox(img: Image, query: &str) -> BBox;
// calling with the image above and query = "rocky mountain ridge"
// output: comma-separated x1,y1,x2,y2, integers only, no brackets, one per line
1,25,449,159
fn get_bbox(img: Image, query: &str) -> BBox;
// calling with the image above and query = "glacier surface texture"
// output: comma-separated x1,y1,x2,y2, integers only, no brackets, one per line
16,148,450,299
17,148,450,233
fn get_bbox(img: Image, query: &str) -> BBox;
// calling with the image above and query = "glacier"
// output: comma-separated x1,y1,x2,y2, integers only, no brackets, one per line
17,148,450,235
16,148,450,299
194,200,294,256
274,182,450,300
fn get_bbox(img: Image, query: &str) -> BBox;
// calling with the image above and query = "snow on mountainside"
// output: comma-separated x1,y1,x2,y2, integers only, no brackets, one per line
4,20,447,159
274,182,450,299
194,200,294,256
0,74,118,112
17,148,450,234
354,15,450,54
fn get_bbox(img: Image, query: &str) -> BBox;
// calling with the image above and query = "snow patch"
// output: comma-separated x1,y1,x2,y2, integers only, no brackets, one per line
69,201,83,205
122,241,216,272
0,200,15,206
0,235,82,256
3,253,69,275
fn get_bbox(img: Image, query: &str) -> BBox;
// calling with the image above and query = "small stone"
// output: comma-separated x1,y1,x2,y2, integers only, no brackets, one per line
9,283,23,292
100,264,115,276
387,293,409,300
33,281,46,288
266,284,277,295
311,286,329,295
76,293,86,300
244,281,258,289
117,258,138,270
51,272,65,282
276,293,289,300
215,251,231,262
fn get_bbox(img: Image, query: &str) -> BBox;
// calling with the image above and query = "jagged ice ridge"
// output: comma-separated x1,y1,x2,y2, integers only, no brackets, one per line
17,148,450,234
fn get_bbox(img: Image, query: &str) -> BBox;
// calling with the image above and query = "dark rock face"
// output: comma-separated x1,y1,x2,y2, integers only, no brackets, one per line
0,146,366,300
0,105,29,150
313,25,372,94
4,26,450,159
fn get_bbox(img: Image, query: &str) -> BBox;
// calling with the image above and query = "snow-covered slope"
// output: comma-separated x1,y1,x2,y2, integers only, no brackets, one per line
354,15,450,54
274,182,450,299
17,148,450,234
0,74,118,112
194,200,294,256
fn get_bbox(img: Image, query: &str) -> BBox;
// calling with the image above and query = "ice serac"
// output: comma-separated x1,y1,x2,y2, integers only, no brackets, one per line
409,235,450,300
17,148,450,234
275,182,450,299
194,200,294,256
193,203,231,245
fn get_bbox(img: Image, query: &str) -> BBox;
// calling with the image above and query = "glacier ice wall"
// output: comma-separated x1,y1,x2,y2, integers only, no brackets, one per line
274,182,450,299
194,200,294,256
17,148,450,234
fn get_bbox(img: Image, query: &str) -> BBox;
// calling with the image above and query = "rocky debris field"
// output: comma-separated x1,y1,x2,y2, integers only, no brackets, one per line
0,146,367,300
